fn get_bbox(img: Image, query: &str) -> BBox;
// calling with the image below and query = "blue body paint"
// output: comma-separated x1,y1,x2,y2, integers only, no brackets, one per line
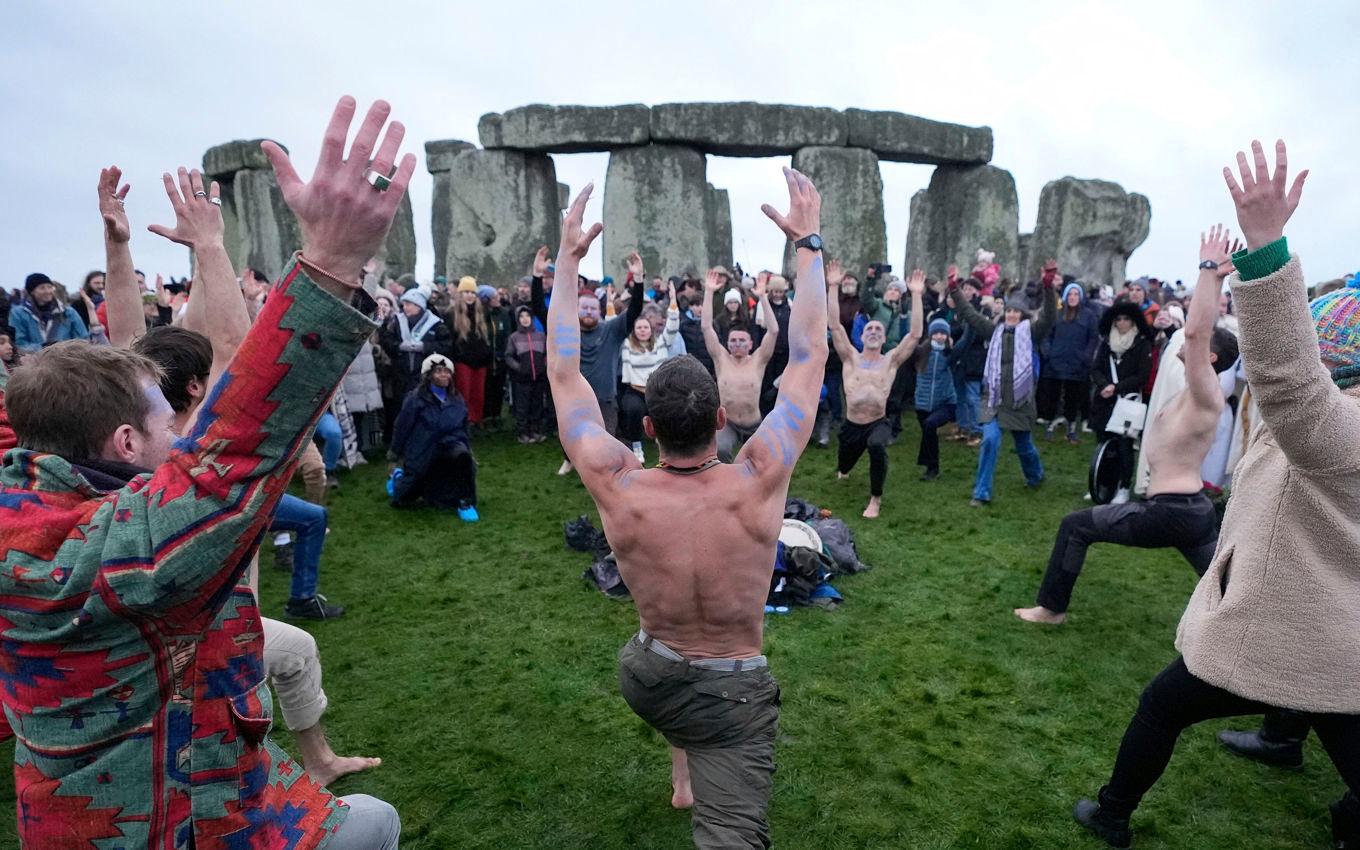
756,399,808,467
550,318,581,359
788,255,826,365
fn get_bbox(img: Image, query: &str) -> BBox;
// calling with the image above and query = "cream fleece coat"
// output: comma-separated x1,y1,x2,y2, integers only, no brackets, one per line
1176,257,1360,713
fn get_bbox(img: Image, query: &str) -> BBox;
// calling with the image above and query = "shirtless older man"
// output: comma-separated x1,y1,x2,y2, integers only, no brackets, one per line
701,268,778,461
1015,225,1241,625
547,168,827,849
828,268,924,518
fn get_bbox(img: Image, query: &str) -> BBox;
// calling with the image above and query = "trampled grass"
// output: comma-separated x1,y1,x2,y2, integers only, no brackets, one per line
0,425,1345,848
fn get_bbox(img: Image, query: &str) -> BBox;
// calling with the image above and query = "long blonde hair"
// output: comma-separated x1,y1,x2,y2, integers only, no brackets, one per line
452,298,488,341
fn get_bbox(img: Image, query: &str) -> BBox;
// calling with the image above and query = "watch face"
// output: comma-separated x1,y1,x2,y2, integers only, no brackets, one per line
802,234,823,250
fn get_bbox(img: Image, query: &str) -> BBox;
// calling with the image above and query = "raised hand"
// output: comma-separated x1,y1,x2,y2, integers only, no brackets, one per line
1199,224,1236,278
147,168,224,248
1222,139,1308,251
753,273,767,298
156,275,171,307
532,245,551,277
667,278,678,309
906,269,926,296
262,96,417,288
98,167,132,243
761,167,821,242
704,268,723,293
241,268,269,301
626,250,644,279
945,264,959,284
825,259,845,289
558,183,603,260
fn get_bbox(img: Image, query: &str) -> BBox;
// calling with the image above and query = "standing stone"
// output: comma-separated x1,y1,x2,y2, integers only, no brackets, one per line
904,164,1020,282
557,182,571,210
1017,233,1034,284
1025,178,1151,288
373,193,416,281
479,104,650,153
426,140,476,279
436,148,561,285
651,103,847,157
706,185,733,269
843,109,993,165
781,147,886,280
226,168,302,282
603,145,712,280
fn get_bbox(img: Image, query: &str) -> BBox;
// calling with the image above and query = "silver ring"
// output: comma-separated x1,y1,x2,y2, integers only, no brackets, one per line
193,191,208,198
364,168,392,192
208,197,222,207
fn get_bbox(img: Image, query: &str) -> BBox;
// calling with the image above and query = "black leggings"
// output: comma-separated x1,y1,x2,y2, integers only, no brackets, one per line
1036,493,1218,613
618,386,648,443
838,418,891,497
1038,376,1087,424
916,404,956,473
1099,656,1360,820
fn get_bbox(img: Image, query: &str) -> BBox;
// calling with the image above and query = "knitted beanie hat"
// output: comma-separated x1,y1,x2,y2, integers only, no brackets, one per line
928,318,952,336
1310,277,1360,380
1062,282,1084,303
457,276,477,293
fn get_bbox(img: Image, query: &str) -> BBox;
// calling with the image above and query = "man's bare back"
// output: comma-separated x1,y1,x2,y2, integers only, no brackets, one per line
594,464,784,658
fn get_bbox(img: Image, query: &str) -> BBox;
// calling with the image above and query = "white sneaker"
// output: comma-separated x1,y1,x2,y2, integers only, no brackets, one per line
1082,421,1095,434
1083,492,1092,501
1112,488,1130,505
631,442,646,465
557,460,574,476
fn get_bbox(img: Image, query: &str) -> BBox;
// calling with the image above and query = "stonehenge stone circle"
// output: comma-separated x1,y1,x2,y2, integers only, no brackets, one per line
650,102,846,157
844,109,992,165
479,104,650,153
1025,178,1151,288
434,148,562,285
707,185,733,270
781,146,886,279
603,145,714,280
904,164,1019,283
425,140,476,278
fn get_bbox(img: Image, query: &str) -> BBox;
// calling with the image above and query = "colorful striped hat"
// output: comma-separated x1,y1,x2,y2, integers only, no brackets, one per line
1310,277,1360,370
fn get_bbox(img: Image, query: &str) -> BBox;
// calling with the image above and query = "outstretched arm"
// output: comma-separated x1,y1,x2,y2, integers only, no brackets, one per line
1182,225,1236,411
530,245,550,326
825,268,855,362
890,270,926,368
738,168,829,481
99,167,147,348
753,289,779,366
700,268,729,366
547,184,636,487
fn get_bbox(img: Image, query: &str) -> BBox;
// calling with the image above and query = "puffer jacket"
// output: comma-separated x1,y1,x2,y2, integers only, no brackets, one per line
342,341,384,413
505,308,547,383
914,345,963,411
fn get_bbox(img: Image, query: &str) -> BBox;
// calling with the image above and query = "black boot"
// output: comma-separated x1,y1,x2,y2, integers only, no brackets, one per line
285,594,346,620
1332,793,1360,849
1073,799,1131,849
1216,728,1305,769
273,540,294,572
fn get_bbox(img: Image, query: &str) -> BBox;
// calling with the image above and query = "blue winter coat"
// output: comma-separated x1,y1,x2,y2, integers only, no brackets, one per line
390,383,472,478
11,302,89,352
915,345,963,411
1045,306,1101,382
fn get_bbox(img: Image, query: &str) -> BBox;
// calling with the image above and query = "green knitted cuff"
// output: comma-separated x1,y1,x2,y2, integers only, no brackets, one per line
1231,237,1289,282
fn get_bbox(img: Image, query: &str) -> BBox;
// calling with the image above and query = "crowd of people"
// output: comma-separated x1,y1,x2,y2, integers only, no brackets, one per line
0,91,1357,850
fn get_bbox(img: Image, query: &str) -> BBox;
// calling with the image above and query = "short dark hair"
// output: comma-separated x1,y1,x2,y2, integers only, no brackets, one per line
1210,326,1240,374
644,356,720,457
83,270,104,290
7,341,162,459
132,326,212,413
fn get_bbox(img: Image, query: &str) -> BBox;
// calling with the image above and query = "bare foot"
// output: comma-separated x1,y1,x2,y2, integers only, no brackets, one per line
669,746,693,809
1014,606,1066,625
307,755,383,787
862,497,881,519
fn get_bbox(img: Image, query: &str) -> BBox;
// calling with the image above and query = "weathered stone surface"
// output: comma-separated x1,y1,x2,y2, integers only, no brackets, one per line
375,193,416,280
651,102,847,157
1025,178,1151,288
904,164,1019,281
203,139,279,178
229,169,304,281
1017,232,1034,283
844,109,992,165
706,185,733,269
782,147,886,279
425,139,475,173
479,104,650,153
557,182,570,210
438,149,561,284
603,145,712,279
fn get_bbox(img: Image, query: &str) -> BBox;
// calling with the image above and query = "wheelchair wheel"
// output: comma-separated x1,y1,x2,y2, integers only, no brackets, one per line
1088,437,1123,505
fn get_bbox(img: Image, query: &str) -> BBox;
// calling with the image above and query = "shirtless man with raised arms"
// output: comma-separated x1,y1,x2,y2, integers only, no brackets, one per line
701,268,778,462
828,268,925,518
1015,224,1241,625
546,168,828,849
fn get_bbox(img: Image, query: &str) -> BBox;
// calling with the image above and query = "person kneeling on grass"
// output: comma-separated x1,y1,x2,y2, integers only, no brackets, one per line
389,353,479,522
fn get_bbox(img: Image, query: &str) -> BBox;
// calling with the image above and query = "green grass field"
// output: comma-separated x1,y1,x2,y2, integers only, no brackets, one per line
1,425,1346,848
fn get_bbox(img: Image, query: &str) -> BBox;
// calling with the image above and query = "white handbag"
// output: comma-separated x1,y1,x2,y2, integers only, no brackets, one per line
1105,355,1148,438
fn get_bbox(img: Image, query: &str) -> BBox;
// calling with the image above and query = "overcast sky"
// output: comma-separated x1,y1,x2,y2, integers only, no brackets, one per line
5,0,1356,293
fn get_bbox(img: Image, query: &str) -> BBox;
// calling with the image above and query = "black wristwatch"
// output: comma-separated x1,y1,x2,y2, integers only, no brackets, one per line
1198,260,1219,271
793,233,823,252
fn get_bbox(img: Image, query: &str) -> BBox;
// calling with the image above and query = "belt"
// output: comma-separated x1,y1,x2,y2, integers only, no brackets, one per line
637,630,768,672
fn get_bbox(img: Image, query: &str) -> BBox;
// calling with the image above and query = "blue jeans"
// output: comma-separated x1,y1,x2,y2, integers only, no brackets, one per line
972,418,1044,502
316,412,342,473
955,376,982,436
270,494,326,600
823,370,844,422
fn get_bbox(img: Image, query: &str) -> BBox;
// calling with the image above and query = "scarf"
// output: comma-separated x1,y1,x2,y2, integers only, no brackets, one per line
398,309,440,344
1108,326,1137,357
985,320,1033,408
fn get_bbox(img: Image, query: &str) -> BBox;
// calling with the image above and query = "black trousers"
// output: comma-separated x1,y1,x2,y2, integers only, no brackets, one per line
886,366,915,438
510,379,547,436
392,448,477,509
1038,376,1088,424
484,365,507,421
838,418,891,497
915,404,956,473
618,386,647,443
1036,493,1217,613
759,351,789,417
1099,656,1360,823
